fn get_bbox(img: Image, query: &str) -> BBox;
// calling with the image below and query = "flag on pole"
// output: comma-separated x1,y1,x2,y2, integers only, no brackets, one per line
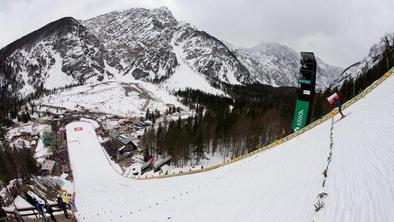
327,93,339,105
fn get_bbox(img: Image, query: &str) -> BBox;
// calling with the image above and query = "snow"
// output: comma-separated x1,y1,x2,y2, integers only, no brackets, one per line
124,153,230,177
36,105,66,115
33,125,51,164
57,176,74,194
80,118,100,129
34,138,48,164
6,123,40,140
164,42,227,96
18,71,34,97
6,123,51,163
14,196,33,208
164,61,226,96
65,72,394,221
44,53,75,90
235,42,342,90
38,81,188,117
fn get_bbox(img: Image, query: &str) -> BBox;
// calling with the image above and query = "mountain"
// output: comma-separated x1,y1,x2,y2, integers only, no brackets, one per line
0,17,110,96
0,6,341,99
233,42,343,90
82,7,252,86
331,33,394,89
0,7,253,97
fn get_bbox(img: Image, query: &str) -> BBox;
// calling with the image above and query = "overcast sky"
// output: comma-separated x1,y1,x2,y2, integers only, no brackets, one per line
0,0,393,67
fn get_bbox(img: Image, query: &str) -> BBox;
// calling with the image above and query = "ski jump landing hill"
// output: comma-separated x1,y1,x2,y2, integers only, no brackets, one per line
66,68,394,222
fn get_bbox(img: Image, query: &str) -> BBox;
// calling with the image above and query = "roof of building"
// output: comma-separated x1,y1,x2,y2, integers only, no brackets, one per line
110,132,134,146
41,160,56,172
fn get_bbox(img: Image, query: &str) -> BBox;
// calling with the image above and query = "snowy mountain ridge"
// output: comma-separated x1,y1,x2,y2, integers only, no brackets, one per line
0,17,110,96
233,42,343,90
0,6,342,98
331,32,394,89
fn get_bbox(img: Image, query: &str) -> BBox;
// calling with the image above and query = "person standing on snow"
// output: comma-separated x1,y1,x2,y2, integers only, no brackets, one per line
327,92,345,118
14,209,24,222
0,206,8,221
61,193,70,210
34,199,47,222
56,195,69,219
44,200,57,222
333,97,345,118
67,193,77,212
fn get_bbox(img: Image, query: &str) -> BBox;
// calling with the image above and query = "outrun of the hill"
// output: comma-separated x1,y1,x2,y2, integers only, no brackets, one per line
66,74,394,222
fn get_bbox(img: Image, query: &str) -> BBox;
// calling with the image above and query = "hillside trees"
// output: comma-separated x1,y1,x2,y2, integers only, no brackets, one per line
315,41,394,120
141,84,297,166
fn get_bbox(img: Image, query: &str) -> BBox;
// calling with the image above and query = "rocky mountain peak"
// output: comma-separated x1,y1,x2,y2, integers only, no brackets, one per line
331,32,394,89
234,42,343,89
1,6,344,98
0,17,79,60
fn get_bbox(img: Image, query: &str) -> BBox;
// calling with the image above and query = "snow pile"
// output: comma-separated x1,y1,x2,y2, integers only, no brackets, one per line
65,73,394,221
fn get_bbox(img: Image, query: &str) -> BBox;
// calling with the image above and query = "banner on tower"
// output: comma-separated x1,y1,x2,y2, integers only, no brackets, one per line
292,99,310,131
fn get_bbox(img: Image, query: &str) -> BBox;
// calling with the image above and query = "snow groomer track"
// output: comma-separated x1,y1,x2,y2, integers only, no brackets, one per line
66,68,394,222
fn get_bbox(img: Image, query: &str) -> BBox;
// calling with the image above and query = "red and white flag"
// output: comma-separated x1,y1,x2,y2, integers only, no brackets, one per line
327,93,339,105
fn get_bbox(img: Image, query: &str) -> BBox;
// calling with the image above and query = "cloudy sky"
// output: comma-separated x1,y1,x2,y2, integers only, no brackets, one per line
0,0,393,67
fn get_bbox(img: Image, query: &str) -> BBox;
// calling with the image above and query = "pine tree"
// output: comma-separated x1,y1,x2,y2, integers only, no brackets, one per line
145,109,150,120
194,128,205,165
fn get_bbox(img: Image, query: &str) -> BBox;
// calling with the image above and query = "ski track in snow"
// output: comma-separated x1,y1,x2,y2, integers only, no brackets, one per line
66,76,394,222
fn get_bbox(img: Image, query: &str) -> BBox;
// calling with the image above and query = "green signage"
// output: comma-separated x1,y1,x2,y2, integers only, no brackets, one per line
298,79,311,84
292,100,310,131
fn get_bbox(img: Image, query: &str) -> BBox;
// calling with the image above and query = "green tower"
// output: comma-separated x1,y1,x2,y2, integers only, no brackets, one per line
292,52,317,132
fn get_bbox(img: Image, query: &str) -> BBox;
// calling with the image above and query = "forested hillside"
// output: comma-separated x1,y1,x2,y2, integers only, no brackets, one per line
140,40,394,166
141,84,297,166
313,41,394,120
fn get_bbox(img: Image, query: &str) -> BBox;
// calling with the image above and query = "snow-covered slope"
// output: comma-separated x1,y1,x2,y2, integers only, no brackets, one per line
39,80,188,117
66,71,394,221
331,33,394,89
234,42,343,90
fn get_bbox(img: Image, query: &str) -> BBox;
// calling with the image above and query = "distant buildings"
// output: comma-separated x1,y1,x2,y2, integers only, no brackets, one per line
40,160,56,176
110,132,137,151
108,132,138,162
